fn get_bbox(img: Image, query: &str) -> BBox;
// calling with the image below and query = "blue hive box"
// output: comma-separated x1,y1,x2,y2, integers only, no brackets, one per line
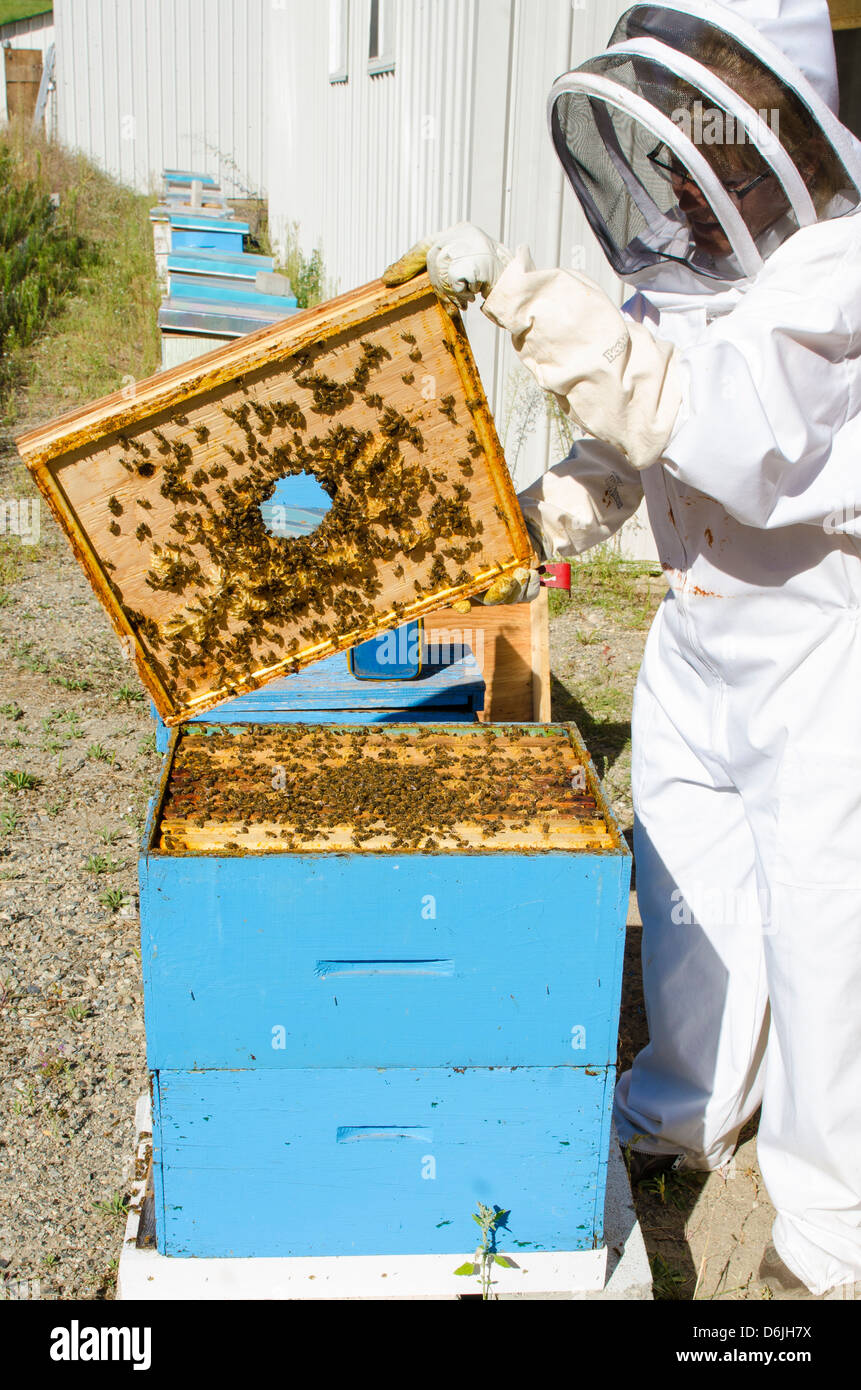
150,645,485,751
139,721,631,1259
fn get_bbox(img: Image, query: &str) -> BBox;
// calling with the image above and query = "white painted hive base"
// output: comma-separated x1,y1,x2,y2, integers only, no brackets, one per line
117,1095,652,1300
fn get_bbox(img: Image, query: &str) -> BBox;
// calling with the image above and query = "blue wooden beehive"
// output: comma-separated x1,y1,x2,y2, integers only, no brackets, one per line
168,213,249,254
139,721,631,1259
150,645,484,751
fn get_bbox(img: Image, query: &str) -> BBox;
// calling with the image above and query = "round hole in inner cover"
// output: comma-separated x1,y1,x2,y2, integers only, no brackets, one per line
260,471,332,538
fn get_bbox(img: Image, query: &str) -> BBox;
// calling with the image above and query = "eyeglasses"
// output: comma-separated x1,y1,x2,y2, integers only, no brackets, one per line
646,143,772,199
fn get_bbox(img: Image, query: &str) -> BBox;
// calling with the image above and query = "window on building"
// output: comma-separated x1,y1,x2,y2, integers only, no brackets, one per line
329,0,349,84
368,0,395,76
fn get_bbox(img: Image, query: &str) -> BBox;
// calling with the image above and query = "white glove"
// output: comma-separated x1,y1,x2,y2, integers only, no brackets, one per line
383,222,513,309
425,223,513,309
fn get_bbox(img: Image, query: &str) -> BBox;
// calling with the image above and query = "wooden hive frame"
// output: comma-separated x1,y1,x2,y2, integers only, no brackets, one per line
15,275,531,725
148,722,623,857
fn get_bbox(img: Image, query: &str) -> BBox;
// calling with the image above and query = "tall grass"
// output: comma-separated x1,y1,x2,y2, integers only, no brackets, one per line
0,145,90,401
1,119,160,430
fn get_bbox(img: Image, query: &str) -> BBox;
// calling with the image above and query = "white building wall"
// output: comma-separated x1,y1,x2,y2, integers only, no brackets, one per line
268,0,657,560
52,0,269,197
0,9,56,130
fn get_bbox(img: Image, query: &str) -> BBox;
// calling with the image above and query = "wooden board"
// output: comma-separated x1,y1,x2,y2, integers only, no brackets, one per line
423,592,550,722
15,275,530,726
4,48,42,120
151,723,619,855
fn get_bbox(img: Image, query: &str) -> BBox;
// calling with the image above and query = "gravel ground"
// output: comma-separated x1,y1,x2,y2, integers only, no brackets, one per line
0,451,159,1300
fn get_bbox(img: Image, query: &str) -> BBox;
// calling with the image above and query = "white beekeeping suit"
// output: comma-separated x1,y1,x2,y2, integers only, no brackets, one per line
478,0,861,1296
384,0,861,1294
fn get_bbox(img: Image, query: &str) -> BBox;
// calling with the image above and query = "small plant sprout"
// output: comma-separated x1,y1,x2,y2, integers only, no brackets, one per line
1,769,38,791
54,674,91,692
39,1047,71,1081
86,743,113,764
95,1192,129,1221
0,810,19,836
114,683,144,704
66,1002,92,1022
0,702,24,720
98,826,121,845
99,887,128,911
454,1203,514,1299
85,853,122,874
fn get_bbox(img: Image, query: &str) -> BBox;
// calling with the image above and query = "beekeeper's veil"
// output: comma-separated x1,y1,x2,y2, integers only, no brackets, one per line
548,0,861,284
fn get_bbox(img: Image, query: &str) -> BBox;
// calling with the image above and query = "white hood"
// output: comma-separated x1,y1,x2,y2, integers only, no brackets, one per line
717,0,839,112
547,0,861,293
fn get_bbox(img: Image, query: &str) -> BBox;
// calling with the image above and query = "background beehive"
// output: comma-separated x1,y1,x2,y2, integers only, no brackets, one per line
15,275,530,724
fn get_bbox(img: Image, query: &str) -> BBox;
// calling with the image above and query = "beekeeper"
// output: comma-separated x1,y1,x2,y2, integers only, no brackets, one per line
385,0,861,1297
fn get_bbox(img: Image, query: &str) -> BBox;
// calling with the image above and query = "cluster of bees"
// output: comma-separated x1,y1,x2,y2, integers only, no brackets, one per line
105,331,505,701
158,724,600,854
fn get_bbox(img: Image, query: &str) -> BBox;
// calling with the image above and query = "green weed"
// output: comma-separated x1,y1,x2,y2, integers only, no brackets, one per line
84,853,121,875
1,769,38,791
98,887,127,911
94,1192,129,1221
114,683,144,704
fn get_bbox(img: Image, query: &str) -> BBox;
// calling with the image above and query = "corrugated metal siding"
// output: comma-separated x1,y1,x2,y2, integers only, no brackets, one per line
0,10,56,129
53,0,268,196
267,0,640,501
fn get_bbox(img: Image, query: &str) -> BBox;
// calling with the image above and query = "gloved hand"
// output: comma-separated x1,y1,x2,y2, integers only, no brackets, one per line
448,514,547,611
482,566,542,605
449,566,541,612
383,222,513,310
